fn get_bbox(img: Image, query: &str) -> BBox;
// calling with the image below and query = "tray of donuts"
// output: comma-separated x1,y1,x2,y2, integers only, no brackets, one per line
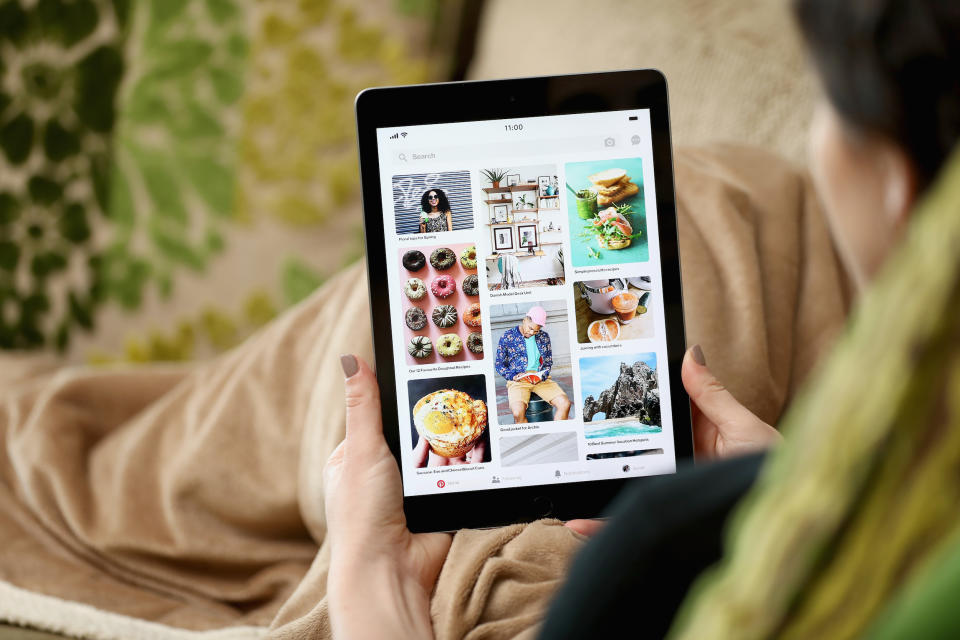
399,243,483,365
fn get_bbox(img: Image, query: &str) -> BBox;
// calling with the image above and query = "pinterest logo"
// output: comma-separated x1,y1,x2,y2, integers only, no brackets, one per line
436,479,446,488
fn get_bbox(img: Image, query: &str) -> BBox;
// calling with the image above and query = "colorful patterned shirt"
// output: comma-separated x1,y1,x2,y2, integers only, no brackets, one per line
494,326,553,382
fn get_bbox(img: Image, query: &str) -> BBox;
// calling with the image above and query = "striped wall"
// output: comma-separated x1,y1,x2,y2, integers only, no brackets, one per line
391,171,474,235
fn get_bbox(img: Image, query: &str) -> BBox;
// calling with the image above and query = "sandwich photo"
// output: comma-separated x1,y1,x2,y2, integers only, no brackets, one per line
566,157,650,267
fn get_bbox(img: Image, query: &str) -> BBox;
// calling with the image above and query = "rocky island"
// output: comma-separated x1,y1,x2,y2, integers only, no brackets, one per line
583,361,660,426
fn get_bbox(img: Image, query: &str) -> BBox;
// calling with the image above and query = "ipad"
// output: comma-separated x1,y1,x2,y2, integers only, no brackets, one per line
355,70,692,532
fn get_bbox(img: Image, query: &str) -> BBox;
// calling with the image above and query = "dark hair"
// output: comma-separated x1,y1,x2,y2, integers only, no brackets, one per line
420,188,451,214
794,0,960,188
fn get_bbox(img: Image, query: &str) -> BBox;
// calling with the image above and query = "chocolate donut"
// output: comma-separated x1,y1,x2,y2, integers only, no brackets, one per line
431,275,456,298
408,335,433,359
429,247,456,270
463,303,482,327
436,333,462,357
460,245,477,269
404,278,426,300
432,305,458,328
466,331,483,354
405,307,427,331
462,274,479,296
402,250,426,272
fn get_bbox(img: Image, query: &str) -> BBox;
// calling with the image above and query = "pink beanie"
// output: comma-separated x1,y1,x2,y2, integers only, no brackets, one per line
526,305,547,326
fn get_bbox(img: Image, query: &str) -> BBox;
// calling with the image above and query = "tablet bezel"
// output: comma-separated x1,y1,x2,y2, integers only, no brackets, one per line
355,69,692,533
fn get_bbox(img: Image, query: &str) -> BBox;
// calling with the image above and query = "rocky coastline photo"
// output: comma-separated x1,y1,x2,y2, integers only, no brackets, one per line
580,354,662,439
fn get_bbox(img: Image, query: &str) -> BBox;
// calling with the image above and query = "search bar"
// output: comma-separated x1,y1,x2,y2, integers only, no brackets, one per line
394,135,623,165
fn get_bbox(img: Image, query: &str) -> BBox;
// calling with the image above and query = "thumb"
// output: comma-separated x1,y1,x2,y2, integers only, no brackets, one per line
681,345,760,429
341,354,385,454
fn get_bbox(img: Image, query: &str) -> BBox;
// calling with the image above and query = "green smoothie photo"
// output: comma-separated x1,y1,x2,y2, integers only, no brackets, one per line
574,188,598,219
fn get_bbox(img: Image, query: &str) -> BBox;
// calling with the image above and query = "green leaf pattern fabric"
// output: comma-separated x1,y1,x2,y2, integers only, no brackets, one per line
0,0,126,350
0,0,441,359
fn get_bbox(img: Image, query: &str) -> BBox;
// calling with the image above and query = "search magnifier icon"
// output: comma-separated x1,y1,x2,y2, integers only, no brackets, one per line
398,153,407,162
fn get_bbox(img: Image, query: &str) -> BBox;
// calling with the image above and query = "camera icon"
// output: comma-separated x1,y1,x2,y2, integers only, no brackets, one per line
604,137,615,147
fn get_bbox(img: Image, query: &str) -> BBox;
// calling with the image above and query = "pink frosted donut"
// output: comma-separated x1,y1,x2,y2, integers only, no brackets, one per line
431,275,456,298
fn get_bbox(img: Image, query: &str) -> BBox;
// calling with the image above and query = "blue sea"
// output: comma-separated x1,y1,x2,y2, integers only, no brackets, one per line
584,422,662,439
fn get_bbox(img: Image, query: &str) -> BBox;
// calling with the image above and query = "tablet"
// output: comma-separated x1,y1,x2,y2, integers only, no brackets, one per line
355,70,692,532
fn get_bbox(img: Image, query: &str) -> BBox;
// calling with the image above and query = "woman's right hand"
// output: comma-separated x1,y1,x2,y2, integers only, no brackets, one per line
681,345,782,459
566,345,780,539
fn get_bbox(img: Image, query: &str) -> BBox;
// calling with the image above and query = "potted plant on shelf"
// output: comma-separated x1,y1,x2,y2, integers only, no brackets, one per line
481,168,508,188
515,193,536,210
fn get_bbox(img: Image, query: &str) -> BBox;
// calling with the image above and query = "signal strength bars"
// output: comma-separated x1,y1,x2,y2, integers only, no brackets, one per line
388,132,408,140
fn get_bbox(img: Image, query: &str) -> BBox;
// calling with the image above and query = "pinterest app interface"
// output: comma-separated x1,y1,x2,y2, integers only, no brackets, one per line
376,110,677,496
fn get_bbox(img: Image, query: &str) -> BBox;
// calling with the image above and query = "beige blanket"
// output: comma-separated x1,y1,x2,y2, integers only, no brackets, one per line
0,146,850,639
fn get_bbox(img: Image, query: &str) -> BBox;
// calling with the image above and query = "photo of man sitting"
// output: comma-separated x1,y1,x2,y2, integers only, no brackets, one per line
494,305,572,423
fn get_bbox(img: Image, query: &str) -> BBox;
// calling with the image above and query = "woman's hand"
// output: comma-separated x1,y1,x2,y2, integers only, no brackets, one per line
681,345,782,459
326,355,452,640
413,436,486,467
564,345,781,539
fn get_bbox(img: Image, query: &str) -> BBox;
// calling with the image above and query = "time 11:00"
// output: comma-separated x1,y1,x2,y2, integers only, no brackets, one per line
504,123,523,131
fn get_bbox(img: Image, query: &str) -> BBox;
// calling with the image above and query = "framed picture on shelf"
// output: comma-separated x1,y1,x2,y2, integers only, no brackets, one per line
492,225,514,251
507,174,520,186
538,176,550,196
517,224,538,249
493,204,509,222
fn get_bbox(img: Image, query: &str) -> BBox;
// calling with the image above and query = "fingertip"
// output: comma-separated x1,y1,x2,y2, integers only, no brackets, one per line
340,354,359,378
564,519,606,537
343,357,377,402
683,344,707,368
691,344,706,366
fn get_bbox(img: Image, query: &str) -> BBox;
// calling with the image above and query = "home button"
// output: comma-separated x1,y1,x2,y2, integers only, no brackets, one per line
532,496,554,518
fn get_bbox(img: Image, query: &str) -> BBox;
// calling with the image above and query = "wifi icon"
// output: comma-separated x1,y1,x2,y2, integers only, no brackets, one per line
401,132,408,138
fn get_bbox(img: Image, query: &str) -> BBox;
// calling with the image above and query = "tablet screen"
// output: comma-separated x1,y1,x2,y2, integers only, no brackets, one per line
376,109,678,496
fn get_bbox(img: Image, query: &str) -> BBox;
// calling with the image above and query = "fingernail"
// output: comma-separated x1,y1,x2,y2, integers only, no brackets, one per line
340,354,359,378
691,344,706,366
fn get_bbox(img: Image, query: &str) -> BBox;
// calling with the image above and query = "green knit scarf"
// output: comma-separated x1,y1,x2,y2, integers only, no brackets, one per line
670,148,960,640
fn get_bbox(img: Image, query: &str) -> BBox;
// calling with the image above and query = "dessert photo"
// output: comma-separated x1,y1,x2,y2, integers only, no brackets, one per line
574,275,654,343
399,243,483,366
408,374,491,467
478,165,566,290
565,158,649,267
392,171,474,235
490,301,576,425
579,353,662,439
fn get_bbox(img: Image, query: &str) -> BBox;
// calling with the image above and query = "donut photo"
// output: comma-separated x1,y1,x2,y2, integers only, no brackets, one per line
397,242,483,366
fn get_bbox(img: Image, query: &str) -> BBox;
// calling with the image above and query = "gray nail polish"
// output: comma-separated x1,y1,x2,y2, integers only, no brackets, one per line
340,354,359,378
691,344,706,366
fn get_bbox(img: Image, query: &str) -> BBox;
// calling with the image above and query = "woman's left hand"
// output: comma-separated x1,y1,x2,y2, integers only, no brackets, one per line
326,355,452,639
